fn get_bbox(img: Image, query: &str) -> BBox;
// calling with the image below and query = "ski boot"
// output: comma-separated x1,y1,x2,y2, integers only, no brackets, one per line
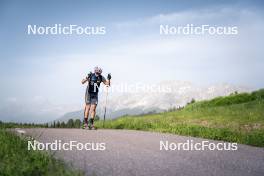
82,123,88,130
88,118,96,130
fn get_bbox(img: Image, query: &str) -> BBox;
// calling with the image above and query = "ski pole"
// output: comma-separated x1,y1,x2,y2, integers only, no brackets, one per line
103,85,109,128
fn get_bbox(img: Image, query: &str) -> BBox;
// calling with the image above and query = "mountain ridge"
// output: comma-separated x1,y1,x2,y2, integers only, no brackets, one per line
56,81,250,122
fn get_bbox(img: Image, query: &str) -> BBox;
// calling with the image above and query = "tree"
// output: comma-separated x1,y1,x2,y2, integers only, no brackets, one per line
67,119,74,128
56,121,61,128
190,98,196,104
61,122,66,128
187,98,196,105
94,115,100,121
74,119,81,128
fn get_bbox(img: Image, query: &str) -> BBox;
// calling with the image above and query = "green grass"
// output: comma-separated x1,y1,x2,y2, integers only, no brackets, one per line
96,89,264,147
0,129,83,176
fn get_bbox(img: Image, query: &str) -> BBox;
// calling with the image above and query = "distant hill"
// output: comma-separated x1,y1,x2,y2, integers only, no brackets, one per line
186,88,264,108
96,88,264,147
56,107,162,122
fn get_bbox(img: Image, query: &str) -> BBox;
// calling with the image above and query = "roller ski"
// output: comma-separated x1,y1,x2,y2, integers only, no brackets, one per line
82,119,97,130
88,118,97,130
82,122,88,130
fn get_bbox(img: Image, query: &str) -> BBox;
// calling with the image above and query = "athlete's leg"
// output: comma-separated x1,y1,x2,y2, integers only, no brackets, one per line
84,89,91,127
89,104,97,127
84,104,91,125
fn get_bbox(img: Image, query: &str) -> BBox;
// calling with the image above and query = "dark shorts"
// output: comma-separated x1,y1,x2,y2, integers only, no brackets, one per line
85,90,98,105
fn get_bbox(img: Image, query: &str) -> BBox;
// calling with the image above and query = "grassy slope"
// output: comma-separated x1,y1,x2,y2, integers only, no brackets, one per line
97,89,264,147
0,129,83,176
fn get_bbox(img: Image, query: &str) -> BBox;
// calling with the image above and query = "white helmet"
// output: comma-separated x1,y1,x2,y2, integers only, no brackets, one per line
94,66,102,75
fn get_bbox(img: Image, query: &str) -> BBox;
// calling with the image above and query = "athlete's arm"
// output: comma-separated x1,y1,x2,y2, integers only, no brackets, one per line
81,78,88,84
103,79,110,86
82,72,92,84
103,73,111,86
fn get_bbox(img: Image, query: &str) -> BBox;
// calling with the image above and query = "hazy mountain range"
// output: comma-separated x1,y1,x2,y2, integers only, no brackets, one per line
56,81,250,122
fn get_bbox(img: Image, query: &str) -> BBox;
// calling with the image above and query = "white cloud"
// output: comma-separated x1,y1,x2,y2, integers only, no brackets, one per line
115,7,263,29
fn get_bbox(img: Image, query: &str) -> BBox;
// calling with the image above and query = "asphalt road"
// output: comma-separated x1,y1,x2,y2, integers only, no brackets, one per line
21,128,264,176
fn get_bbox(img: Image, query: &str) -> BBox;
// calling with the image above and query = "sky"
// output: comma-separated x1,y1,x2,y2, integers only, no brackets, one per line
0,0,264,122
